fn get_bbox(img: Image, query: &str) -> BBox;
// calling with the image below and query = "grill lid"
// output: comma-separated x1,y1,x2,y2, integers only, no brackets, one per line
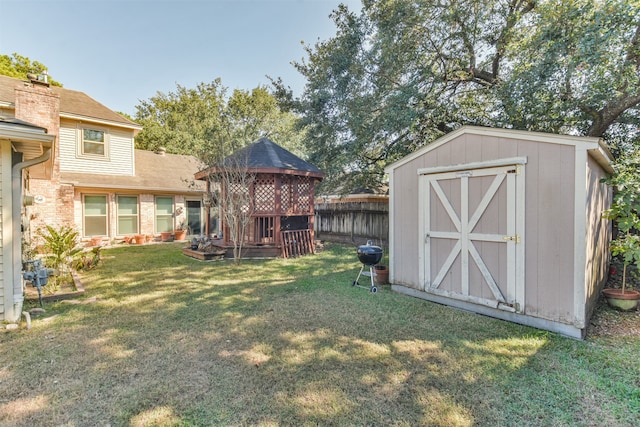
357,240,383,265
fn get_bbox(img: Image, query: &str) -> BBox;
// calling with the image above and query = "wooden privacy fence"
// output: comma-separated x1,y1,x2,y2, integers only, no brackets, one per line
281,229,315,258
314,196,389,246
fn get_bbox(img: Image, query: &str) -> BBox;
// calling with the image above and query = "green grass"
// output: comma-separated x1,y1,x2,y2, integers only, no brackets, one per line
1,242,638,426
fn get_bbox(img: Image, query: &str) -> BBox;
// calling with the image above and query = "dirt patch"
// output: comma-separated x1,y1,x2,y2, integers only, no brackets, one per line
587,257,640,339
588,297,640,339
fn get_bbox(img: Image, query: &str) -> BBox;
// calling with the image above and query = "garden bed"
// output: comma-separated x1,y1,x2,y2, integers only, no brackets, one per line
182,247,225,261
24,271,85,303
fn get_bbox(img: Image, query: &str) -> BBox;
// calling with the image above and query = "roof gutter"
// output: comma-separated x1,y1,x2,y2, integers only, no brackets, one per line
10,148,52,311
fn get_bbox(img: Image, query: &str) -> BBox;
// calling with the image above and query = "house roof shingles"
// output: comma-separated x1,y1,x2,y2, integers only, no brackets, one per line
60,150,206,193
0,74,140,129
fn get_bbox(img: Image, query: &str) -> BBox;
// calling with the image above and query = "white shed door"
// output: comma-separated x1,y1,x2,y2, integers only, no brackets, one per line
419,162,525,312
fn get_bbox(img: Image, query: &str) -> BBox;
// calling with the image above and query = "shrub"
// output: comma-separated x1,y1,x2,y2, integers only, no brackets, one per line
37,225,83,289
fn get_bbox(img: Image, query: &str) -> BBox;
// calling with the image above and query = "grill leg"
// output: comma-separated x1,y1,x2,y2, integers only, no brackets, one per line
353,264,365,286
352,265,378,293
369,265,375,288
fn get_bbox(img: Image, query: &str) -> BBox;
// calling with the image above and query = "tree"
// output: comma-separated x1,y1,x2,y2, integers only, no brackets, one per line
205,152,257,265
0,52,62,86
134,79,228,161
280,0,640,193
498,0,640,153
135,80,308,263
134,81,306,164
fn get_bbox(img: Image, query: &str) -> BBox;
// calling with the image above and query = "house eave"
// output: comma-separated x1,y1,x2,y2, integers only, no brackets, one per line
61,181,206,194
0,127,55,145
60,112,142,134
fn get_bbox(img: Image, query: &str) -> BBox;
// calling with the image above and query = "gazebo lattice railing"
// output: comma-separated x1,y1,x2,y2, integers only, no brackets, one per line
223,173,316,247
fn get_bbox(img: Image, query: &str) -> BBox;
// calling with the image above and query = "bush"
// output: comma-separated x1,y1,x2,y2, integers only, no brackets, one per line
603,152,640,292
37,225,83,289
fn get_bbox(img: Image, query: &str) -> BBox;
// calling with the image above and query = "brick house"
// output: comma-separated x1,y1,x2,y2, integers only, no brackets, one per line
0,74,206,247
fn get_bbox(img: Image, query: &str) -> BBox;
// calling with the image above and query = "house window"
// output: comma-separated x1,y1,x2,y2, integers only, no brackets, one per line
84,195,107,237
155,196,173,233
117,195,138,235
80,127,108,158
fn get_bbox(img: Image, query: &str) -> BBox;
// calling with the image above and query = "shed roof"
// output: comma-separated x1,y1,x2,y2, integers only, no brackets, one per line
195,137,324,180
60,149,206,193
385,126,614,174
0,74,141,131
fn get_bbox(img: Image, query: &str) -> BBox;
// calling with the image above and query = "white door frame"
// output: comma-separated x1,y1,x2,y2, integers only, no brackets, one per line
418,157,527,312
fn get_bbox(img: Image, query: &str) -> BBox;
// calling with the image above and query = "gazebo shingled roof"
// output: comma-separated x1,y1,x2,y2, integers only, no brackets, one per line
195,137,323,180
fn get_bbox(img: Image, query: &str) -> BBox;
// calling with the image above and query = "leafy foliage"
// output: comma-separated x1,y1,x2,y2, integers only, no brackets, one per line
0,52,62,86
134,81,306,164
37,225,83,288
280,0,640,193
603,151,640,292
73,247,102,272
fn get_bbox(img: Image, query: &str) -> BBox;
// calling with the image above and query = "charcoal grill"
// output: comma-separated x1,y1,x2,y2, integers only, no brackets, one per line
352,240,383,293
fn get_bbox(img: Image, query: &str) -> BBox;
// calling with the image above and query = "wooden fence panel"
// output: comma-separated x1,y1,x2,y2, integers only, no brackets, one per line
314,198,389,246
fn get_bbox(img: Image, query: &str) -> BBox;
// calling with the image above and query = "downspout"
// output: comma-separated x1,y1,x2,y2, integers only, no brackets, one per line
11,149,52,313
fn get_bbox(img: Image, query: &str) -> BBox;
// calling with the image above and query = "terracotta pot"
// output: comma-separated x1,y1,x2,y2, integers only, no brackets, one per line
89,236,103,247
174,229,187,241
160,232,173,242
603,288,640,311
374,265,389,285
134,234,145,245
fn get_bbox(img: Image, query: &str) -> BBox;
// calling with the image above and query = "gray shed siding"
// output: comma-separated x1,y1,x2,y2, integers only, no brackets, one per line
387,127,612,338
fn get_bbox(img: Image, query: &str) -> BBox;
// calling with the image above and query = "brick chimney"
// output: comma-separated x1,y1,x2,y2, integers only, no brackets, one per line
14,77,68,229
14,78,60,142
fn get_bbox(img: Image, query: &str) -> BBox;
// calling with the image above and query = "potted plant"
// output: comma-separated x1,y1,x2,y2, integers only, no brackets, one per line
605,233,640,310
602,153,640,310
174,221,188,241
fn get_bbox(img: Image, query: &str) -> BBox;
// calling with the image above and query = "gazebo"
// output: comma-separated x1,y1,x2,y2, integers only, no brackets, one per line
194,137,324,258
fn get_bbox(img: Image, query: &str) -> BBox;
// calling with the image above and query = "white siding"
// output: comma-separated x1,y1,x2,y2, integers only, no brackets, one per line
0,141,6,317
58,119,135,176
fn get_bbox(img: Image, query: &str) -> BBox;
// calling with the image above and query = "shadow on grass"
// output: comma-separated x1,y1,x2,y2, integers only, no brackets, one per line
2,243,638,426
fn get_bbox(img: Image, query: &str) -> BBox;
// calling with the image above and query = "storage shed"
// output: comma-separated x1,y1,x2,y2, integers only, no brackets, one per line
385,126,613,338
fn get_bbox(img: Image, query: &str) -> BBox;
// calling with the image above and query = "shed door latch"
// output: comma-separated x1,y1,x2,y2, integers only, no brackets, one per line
503,234,521,243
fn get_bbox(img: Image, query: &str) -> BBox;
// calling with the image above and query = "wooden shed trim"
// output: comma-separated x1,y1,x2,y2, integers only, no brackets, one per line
416,156,528,175
417,160,527,312
573,146,590,329
385,126,611,174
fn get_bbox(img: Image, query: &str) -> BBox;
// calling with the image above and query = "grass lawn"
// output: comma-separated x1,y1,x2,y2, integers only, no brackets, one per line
1,242,639,426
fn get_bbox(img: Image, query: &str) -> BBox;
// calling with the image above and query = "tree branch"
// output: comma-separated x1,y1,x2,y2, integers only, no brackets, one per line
588,92,640,137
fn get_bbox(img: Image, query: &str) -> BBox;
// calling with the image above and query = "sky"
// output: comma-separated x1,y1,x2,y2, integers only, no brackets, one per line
0,0,361,116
